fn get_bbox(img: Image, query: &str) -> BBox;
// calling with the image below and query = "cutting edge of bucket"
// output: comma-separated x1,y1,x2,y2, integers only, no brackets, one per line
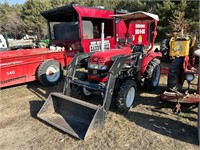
83,107,106,140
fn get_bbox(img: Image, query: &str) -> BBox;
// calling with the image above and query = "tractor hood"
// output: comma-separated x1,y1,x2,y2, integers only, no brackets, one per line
90,48,132,63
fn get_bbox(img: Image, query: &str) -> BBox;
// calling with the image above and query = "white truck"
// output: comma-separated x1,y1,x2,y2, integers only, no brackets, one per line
0,34,34,51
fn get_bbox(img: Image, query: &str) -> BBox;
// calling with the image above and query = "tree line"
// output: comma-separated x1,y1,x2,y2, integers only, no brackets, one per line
0,0,199,42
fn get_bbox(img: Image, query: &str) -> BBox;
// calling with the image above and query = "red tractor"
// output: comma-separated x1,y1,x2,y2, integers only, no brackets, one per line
37,11,162,140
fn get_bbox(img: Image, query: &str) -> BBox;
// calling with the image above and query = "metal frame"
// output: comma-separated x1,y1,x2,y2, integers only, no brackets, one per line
63,52,142,112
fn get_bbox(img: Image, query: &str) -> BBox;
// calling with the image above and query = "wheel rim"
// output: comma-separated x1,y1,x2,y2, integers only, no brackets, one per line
83,87,92,96
152,65,160,87
126,87,135,107
46,65,60,82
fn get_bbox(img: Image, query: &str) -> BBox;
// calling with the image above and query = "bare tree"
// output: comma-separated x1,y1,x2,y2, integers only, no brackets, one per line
4,10,23,38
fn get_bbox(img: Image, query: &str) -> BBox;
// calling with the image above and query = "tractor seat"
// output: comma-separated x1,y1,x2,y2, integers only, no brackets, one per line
132,44,144,53
194,49,200,57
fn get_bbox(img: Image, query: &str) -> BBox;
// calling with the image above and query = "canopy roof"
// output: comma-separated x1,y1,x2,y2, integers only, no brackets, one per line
111,11,159,22
41,4,114,21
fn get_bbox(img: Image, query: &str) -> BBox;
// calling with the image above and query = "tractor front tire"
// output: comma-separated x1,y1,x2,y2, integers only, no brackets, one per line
144,58,161,91
37,60,63,86
117,79,137,112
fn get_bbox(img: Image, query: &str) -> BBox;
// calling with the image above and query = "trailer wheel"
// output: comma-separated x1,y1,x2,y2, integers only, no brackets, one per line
144,58,161,91
198,103,200,145
167,58,184,91
37,60,63,86
117,79,137,112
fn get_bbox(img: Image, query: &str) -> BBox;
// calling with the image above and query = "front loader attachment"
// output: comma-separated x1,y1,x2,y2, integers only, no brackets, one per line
37,92,105,140
37,52,142,140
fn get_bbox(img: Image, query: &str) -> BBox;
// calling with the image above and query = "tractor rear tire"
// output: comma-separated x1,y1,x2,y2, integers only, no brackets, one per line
167,58,184,91
117,79,137,112
144,58,161,91
37,60,63,86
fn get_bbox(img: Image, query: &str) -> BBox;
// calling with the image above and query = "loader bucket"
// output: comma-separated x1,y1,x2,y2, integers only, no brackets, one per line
37,92,106,140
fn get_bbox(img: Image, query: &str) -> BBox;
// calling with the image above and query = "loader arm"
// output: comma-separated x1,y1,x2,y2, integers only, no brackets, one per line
63,52,93,95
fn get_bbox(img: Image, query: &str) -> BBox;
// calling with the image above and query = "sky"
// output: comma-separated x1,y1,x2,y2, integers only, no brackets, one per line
0,0,26,5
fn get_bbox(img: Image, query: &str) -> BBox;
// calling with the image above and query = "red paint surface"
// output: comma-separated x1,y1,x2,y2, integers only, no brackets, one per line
161,67,169,75
116,22,149,46
141,52,162,75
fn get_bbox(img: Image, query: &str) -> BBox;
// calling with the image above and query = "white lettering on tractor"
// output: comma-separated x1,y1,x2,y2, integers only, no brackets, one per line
135,24,145,28
89,40,110,52
135,29,145,35
135,24,146,35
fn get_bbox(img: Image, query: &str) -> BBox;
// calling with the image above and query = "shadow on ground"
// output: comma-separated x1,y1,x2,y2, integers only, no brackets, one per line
27,78,65,99
125,111,198,145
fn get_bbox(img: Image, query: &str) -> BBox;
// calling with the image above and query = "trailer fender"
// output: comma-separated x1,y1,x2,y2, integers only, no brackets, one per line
37,59,63,86
141,52,162,75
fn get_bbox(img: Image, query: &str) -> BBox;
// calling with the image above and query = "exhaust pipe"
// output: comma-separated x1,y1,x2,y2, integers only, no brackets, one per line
101,22,104,51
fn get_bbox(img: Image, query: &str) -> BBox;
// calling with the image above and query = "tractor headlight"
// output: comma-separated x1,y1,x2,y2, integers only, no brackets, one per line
186,74,194,82
88,63,108,70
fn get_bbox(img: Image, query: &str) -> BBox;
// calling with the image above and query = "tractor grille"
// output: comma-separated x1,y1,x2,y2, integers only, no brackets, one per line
88,69,107,78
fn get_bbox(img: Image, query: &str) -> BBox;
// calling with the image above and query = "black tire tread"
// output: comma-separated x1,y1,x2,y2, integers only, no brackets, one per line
37,59,63,86
117,79,137,112
144,58,161,91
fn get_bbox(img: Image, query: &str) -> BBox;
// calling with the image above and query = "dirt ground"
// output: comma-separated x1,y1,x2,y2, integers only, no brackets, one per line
0,74,199,150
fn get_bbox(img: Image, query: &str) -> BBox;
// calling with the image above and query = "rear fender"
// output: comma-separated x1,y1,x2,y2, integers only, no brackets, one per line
141,52,162,75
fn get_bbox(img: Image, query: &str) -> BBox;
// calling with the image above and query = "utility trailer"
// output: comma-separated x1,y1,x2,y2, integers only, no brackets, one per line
1,4,151,88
